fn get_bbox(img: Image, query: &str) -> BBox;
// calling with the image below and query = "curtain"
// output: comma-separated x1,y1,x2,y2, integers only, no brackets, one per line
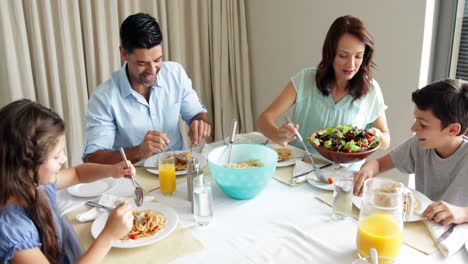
0,0,253,166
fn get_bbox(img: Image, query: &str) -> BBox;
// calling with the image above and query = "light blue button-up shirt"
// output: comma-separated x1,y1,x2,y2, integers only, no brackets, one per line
83,61,207,160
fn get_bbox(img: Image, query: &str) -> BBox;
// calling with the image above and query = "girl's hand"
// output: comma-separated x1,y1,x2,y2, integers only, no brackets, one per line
112,161,135,179
276,122,300,146
102,201,134,241
422,201,468,225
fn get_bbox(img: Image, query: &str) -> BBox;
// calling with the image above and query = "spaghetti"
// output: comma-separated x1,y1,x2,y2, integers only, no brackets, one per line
122,210,167,240
225,160,262,169
274,148,292,162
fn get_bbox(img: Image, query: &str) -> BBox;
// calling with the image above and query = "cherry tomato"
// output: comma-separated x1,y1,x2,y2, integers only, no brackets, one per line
346,149,352,153
327,177,334,184
129,234,137,240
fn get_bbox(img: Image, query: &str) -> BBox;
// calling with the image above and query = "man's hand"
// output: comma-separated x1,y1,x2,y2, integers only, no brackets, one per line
422,201,468,225
138,130,170,158
189,119,211,145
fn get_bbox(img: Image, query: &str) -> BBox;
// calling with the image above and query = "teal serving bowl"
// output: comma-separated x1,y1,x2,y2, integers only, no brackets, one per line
207,143,278,200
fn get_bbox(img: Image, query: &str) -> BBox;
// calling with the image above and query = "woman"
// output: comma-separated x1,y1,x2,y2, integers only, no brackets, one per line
257,15,390,169
0,99,135,264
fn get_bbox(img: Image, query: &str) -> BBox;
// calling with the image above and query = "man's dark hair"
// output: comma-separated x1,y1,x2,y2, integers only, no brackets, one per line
120,13,162,53
412,79,468,135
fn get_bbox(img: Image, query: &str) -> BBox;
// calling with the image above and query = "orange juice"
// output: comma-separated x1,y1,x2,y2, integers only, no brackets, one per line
356,214,403,261
159,163,176,195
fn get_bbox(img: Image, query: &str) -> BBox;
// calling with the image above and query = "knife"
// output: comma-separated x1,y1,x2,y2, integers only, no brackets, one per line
291,163,333,184
436,224,455,243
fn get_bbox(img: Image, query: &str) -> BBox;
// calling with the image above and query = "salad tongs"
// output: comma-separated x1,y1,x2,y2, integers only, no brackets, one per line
284,116,329,184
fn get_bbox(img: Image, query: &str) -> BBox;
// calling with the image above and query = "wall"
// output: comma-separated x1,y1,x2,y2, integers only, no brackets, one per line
246,0,431,183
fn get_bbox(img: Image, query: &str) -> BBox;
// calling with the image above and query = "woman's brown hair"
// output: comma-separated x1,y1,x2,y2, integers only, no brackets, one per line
0,99,65,264
316,15,376,100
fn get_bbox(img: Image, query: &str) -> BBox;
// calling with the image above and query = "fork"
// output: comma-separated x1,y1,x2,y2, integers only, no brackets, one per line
284,116,329,184
119,147,144,207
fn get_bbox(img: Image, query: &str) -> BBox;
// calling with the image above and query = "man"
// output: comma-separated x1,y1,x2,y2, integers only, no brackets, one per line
83,13,210,163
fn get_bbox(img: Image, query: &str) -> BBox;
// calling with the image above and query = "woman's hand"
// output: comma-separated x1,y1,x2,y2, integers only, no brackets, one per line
422,201,468,225
101,202,134,241
276,122,300,146
112,161,135,179
366,127,383,139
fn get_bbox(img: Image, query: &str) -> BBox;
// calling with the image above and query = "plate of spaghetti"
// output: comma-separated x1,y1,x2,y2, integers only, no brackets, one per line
144,151,207,175
91,203,178,248
266,144,305,167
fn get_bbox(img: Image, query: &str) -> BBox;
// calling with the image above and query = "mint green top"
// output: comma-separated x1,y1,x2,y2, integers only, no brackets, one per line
290,67,387,170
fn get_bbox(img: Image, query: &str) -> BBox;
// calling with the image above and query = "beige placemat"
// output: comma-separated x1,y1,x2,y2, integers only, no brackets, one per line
316,192,438,255
66,207,204,264
135,168,190,193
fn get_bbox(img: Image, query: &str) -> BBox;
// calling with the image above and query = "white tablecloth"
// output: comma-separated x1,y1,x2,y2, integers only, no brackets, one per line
58,135,468,264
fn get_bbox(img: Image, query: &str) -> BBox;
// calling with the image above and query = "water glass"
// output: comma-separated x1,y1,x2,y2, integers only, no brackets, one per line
159,153,176,195
193,174,213,226
332,174,353,220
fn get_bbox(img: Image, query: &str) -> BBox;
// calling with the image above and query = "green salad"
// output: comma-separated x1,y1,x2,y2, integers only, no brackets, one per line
307,125,380,153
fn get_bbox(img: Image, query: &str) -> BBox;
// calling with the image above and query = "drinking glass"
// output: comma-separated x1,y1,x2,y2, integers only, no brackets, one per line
332,173,353,220
193,174,213,225
159,153,176,195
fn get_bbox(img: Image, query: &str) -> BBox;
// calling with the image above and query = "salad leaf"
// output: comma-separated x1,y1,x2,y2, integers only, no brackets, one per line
311,125,380,153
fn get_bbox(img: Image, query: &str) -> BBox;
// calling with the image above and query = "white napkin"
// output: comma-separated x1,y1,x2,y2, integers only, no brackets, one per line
293,160,314,177
424,220,468,256
76,194,154,222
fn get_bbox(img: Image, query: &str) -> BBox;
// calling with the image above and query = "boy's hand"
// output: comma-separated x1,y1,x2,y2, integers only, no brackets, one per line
422,201,468,225
112,161,135,179
353,168,374,196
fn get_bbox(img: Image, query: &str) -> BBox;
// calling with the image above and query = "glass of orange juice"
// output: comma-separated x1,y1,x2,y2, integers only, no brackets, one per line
159,152,176,195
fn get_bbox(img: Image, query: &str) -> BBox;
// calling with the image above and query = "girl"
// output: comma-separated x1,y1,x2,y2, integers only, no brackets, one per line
0,99,135,263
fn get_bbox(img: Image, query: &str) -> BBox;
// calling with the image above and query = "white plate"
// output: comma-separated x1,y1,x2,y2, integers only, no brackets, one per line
465,239,468,253
144,151,207,175
306,165,354,191
67,178,117,198
91,203,178,248
352,188,433,222
267,144,305,167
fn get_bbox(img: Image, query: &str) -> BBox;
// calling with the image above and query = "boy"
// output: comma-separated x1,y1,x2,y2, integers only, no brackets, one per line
353,79,468,225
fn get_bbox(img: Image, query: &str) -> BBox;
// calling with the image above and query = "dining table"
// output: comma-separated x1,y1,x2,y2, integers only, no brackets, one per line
57,132,468,264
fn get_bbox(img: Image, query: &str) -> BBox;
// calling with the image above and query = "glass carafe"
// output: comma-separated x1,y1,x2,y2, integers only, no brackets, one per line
356,178,413,262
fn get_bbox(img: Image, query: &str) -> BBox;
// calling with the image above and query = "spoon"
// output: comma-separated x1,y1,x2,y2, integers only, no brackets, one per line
284,116,329,184
226,118,237,165
119,147,144,207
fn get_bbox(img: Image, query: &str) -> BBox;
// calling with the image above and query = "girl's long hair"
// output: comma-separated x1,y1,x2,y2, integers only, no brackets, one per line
0,99,65,264
316,15,376,100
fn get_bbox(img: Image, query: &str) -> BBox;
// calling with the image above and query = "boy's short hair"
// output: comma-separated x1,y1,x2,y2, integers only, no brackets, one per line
412,79,468,135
